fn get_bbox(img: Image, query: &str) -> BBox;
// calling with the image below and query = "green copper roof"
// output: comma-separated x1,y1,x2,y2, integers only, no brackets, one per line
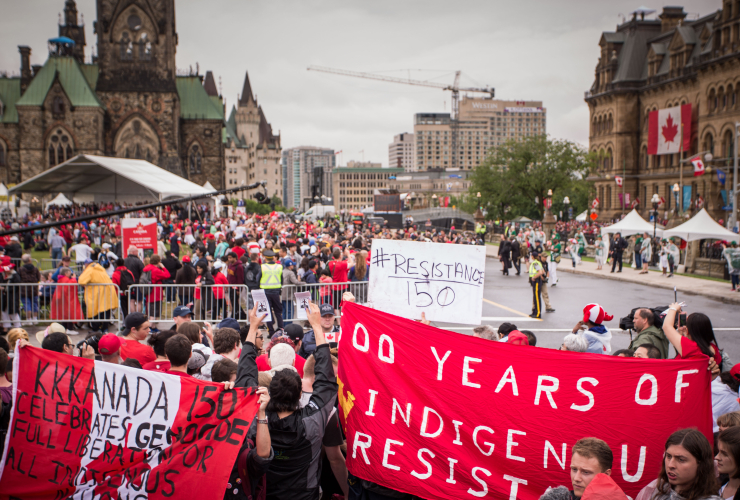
224,105,245,147
0,78,21,123
79,64,99,90
176,76,224,120
15,55,103,108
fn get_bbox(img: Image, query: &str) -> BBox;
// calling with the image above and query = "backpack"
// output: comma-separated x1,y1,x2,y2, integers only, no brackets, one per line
98,252,110,269
223,437,266,500
118,268,135,292
140,270,152,285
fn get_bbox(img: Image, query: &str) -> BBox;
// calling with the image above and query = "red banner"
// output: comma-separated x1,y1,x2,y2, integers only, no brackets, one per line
122,218,158,258
337,303,712,500
0,346,259,500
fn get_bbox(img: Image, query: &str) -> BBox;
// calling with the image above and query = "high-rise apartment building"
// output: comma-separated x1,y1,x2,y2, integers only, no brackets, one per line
414,97,546,171
332,161,404,212
389,133,415,171
281,146,336,210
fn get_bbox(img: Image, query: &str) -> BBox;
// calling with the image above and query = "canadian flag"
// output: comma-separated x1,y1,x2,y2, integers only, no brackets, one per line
647,104,692,155
692,156,705,176
615,176,623,187
592,198,599,209
659,196,666,206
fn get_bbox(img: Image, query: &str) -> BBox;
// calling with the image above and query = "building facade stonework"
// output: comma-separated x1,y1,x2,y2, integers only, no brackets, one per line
0,0,226,190
586,4,740,223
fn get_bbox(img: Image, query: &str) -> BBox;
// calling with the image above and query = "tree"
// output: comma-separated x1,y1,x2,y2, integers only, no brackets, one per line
469,135,596,220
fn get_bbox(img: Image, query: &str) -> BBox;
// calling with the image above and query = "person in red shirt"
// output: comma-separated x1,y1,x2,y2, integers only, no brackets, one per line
232,238,246,260
120,312,156,365
212,261,229,319
165,334,192,377
663,303,722,375
327,248,348,313
255,335,305,377
142,329,178,372
142,254,171,320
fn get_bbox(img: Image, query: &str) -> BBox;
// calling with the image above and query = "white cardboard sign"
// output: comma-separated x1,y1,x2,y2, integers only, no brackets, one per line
367,239,485,325
251,289,273,323
294,291,311,320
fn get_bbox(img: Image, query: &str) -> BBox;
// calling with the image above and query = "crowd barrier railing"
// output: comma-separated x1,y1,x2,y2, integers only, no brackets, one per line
0,282,122,331
280,281,368,322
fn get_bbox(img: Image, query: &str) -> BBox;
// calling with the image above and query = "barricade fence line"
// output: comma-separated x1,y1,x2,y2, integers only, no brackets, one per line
0,282,122,332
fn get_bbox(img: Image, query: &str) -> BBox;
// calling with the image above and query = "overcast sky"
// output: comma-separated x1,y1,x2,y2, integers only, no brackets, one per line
1,0,717,166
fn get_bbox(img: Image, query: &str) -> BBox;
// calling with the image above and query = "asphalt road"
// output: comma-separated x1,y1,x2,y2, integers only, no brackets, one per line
434,256,740,362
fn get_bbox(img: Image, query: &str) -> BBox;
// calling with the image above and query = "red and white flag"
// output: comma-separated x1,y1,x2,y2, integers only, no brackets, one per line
660,196,666,206
696,195,705,208
647,104,692,155
614,176,623,187
591,198,599,209
692,156,705,176
0,345,260,500
631,197,640,209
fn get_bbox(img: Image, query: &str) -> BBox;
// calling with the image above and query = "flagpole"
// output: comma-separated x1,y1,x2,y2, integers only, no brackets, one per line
622,158,626,216
679,120,684,214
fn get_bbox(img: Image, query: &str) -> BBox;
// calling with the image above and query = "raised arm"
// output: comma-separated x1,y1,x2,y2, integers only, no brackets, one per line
235,304,267,388
662,302,684,356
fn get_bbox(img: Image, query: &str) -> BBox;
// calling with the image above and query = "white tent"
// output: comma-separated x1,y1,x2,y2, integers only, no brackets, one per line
575,210,588,222
9,154,213,202
0,183,8,197
203,181,216,191
601,209,663,238
663,208,739,242
48,193,73,206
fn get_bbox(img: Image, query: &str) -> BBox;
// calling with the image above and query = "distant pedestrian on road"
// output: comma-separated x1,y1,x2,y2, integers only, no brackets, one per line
610,232,627,273
510,236,521,276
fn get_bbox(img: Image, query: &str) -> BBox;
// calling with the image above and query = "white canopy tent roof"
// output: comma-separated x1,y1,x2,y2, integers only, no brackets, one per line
600,209,663,238
663,208,739,242
9,154,214,202
575,209,588,222
203,181,216,191
48,193,73,206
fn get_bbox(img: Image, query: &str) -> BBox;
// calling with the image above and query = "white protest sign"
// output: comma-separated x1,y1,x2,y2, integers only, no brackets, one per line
294,291,311,320
251,289,273,323
368,239,485,324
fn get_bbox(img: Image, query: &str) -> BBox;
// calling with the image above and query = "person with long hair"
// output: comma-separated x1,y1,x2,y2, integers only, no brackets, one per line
717,427,740,499
663,303,723,369
638,429,719,500
348,250,368,303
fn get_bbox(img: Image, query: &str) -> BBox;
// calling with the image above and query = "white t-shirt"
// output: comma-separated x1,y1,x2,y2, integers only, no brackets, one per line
69,244,94,262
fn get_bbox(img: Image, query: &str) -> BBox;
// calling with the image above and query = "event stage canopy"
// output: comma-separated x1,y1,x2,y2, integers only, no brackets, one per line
9,154,215,202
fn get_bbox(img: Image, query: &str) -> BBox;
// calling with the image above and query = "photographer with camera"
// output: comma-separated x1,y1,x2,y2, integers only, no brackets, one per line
663,303,722,378
627,308,669,359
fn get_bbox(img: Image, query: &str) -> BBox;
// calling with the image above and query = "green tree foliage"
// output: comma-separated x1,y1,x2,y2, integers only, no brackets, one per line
468,135,597,220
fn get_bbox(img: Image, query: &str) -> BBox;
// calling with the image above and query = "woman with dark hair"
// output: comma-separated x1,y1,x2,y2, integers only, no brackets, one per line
637,429,720,500
143,329,177,372
663,303,722,368
717,427,740,499
195,260,214,321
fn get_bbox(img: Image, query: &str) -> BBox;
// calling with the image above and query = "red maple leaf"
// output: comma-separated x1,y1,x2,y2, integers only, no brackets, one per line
662,114,679,143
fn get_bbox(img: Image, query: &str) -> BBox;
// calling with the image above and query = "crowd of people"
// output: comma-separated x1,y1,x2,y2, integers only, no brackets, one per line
0,208,738,500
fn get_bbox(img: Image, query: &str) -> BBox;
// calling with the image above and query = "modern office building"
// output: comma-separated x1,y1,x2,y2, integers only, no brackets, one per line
281,146,336,210
389,132,415,171
414,98,546,171
332,161,403,212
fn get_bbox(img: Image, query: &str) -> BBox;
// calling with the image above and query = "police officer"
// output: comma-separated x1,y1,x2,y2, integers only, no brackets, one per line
260,248,284,335
529,250,545,319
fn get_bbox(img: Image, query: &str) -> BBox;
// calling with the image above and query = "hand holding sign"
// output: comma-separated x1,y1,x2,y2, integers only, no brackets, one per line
295,291,312,320
251,289,272,324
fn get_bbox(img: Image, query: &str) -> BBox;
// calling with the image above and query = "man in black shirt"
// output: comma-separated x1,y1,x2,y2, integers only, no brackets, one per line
610,232,627,273
124,246,145,312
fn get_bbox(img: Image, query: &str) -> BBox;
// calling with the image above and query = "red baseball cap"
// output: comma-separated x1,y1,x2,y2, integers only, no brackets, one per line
731,363,740,381
507,331,529,346
182,255,191,263
98,334,125,355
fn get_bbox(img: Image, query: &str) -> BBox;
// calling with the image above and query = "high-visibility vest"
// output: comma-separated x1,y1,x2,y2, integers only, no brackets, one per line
528,260,543,279
260,263,282,289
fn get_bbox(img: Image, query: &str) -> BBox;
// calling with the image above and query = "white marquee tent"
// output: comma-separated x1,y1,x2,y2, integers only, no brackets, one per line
203,181,216,191
575,210,588,222
9,154,214,202
600,209,663,238
663,208,739,242
48,193,73,206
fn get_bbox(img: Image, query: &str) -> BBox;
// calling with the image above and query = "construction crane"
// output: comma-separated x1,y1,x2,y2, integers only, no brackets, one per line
307,66,495,170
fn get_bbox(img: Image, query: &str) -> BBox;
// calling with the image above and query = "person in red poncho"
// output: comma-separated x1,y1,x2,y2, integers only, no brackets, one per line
51,267,84,333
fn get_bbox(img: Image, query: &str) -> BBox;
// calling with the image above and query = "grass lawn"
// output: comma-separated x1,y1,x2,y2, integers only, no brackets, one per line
30,243,196,271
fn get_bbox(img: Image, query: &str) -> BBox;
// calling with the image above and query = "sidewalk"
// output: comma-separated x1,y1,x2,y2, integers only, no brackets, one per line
484,244,740,305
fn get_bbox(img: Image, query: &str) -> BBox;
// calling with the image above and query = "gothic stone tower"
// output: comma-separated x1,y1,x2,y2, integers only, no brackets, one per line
94,0,183,174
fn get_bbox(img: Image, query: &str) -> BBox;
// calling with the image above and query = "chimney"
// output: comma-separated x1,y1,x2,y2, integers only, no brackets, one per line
659,6,687,33
18,46,32,92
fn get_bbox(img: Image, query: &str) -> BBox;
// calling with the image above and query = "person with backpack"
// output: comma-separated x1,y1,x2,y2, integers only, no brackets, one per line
98,243,118,278
175,255,197,310
111,258,135,318
141,254,171,322
124,246,145,313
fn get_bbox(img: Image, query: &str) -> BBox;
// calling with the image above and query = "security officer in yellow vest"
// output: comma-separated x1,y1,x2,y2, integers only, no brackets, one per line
260,248,284,335
528,250,545,319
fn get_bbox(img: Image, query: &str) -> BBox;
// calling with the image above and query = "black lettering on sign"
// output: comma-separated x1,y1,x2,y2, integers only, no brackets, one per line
216,390,236,420
34,360,50,397
51,362,70,402
151,383,169,420
67,365,84,405
194,385,217,419
134,376,153,415
84,368,100,407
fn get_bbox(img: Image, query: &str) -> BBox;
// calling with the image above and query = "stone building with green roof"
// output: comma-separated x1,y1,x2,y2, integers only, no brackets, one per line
0,0,226,189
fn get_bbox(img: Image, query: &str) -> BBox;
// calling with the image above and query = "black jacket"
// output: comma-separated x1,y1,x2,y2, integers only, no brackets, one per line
612,237,627,254
0,272,21,314
510,240,521,259
244,262,261,290
3,242,22,260
124,255,145,283
161,255,182,280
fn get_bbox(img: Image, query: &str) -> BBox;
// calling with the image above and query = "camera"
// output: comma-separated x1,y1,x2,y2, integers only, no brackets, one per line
77,333,101,355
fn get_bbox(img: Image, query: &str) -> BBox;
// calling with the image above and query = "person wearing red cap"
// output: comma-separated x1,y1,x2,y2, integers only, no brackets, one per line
98,333,124,364
506,331,530,346
572,304,613,354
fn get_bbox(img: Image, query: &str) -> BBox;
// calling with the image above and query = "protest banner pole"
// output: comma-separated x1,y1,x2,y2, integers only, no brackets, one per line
0,181,268,237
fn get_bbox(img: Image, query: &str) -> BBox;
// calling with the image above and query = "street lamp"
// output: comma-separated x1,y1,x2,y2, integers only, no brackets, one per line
563,196,570,221
651,193,661,239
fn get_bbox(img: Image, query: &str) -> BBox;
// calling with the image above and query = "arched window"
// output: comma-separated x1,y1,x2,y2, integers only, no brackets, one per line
704,133,715,156
52,96,65,115
725,130,734,159
47,128,73,167
709,89,717,112
189,144,202,174
138,32,152,60
120,32,133,60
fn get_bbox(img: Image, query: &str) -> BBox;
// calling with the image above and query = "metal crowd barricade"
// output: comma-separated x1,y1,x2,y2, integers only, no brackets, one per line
280,281,368,322
126,284,251,325
0,281,122,330
8,257,40,268
39,258,59,271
